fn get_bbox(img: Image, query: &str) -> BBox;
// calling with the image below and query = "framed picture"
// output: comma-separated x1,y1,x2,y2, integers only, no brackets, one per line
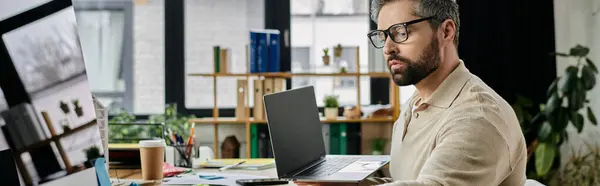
0,1,103,185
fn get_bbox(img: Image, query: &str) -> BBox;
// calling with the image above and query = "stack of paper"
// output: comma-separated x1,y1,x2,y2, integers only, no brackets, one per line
199,159,275,170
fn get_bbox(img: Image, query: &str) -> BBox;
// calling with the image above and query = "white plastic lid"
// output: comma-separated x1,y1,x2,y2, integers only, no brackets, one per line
138,139,166,148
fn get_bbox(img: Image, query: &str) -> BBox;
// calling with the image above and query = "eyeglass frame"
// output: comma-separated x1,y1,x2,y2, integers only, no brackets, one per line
367,16,435,49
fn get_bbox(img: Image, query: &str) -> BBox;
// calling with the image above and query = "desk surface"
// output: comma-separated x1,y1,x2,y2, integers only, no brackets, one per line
109,168,290,186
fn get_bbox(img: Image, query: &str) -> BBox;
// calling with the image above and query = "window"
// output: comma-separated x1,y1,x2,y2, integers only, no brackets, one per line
73,0,165,114
184,0,264,109
291,0,371,107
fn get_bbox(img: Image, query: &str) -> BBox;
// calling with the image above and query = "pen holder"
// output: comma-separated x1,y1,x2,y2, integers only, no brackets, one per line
166,144,196,168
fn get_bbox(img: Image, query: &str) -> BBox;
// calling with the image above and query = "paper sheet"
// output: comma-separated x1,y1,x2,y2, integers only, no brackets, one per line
163,172,269,185
338,161,386,173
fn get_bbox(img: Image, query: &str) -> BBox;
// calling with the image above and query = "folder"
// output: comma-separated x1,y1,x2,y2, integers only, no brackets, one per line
253,79,264,120
236,80,247,120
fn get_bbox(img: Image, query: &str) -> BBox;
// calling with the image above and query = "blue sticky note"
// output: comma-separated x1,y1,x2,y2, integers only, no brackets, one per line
95,158,111,186
199,175,225,180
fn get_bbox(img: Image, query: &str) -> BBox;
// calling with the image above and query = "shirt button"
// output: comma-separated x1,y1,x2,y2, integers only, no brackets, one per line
414,113,419,118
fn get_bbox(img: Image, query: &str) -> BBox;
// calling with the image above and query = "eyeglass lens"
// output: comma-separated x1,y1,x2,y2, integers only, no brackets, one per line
369,24,408,48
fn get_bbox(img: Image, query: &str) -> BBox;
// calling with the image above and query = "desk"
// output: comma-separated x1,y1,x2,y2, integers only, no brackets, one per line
109,168,291,186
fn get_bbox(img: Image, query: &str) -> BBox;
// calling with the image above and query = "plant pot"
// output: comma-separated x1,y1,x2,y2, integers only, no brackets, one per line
325,108,338,120
75,107,83,117
322,56,330,65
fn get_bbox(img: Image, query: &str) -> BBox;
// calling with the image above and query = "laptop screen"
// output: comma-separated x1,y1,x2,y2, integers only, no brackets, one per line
263,86,326,177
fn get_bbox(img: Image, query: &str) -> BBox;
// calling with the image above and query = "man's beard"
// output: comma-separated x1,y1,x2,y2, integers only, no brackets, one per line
388,36,441,86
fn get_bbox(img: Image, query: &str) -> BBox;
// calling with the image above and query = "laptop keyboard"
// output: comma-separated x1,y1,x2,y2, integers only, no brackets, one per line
298,157,360,177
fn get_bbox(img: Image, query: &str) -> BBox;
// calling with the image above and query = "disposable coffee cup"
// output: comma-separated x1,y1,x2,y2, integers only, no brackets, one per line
139,139,165,180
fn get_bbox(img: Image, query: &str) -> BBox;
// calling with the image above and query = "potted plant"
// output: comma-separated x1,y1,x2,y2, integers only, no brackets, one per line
322,48,330,65
83,146,101,168
512,44,598,184
60,101,70,114
323,95,339,120
149,103,196,145
334,44,343,58
73,99,83,117
340,67,348,74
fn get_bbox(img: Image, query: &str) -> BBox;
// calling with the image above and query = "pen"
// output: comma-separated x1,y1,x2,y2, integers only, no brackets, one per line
218,161,246,171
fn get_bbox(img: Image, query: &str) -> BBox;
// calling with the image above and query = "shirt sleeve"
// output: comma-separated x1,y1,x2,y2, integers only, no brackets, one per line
376,117,510,186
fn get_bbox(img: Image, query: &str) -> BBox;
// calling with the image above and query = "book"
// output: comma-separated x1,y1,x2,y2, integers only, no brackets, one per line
200,159,275,170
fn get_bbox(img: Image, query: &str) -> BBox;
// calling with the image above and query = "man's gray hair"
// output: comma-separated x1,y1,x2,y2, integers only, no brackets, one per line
370,0,460,46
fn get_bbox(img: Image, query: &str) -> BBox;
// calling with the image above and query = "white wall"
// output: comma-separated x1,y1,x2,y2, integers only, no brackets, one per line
554,0,600,164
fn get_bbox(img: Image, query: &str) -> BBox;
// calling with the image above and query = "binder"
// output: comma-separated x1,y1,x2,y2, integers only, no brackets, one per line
213,46,221,73
264,78,274,96
266,30,280,72
251,124,258,158
329,123,340,155
235,80,247,119
220,48,229,73
322,124,330,154
273,78,286,93
339,123,347,155
253,79,264,120
256,32,268,72
249,32,258,73
346,124,361,155
257,125,269,158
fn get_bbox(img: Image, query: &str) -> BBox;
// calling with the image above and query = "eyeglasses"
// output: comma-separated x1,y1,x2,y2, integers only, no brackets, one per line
367,17,435,49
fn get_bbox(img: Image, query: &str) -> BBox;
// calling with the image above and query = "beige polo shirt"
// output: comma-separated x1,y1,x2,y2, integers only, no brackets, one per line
372,60,527,186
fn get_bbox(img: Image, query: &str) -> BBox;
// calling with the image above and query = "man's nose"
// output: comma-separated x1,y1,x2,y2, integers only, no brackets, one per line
383,37,398,56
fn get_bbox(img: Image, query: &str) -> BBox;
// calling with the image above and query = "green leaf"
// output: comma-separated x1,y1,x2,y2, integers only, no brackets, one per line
554,52,569,57
560,67,578,94
545,93,560,116
569,45,589,57
582,65,596,90
588,107,597,125
547,79,558,99
538,122,552,141
535,142,556,176
586,58,598,73
551,132,561,144
568,79,585,110
571,112,584,133
550,107,569,132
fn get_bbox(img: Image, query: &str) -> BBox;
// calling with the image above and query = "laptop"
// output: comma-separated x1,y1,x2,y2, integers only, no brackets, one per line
263,86,390,183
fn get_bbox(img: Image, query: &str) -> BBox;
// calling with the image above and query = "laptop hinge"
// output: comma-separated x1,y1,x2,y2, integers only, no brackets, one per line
285,155,326,178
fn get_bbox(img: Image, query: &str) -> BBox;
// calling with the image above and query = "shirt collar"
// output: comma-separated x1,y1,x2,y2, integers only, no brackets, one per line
409,60,471,109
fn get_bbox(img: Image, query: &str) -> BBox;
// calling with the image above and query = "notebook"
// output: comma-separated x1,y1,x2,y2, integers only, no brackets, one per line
199,159,275,170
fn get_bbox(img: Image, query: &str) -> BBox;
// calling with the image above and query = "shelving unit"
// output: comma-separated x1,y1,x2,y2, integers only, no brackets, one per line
7,120,98,185
187,46,400,158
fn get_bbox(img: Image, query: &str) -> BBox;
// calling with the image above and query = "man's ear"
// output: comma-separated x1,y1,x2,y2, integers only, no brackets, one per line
440,19,456,45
